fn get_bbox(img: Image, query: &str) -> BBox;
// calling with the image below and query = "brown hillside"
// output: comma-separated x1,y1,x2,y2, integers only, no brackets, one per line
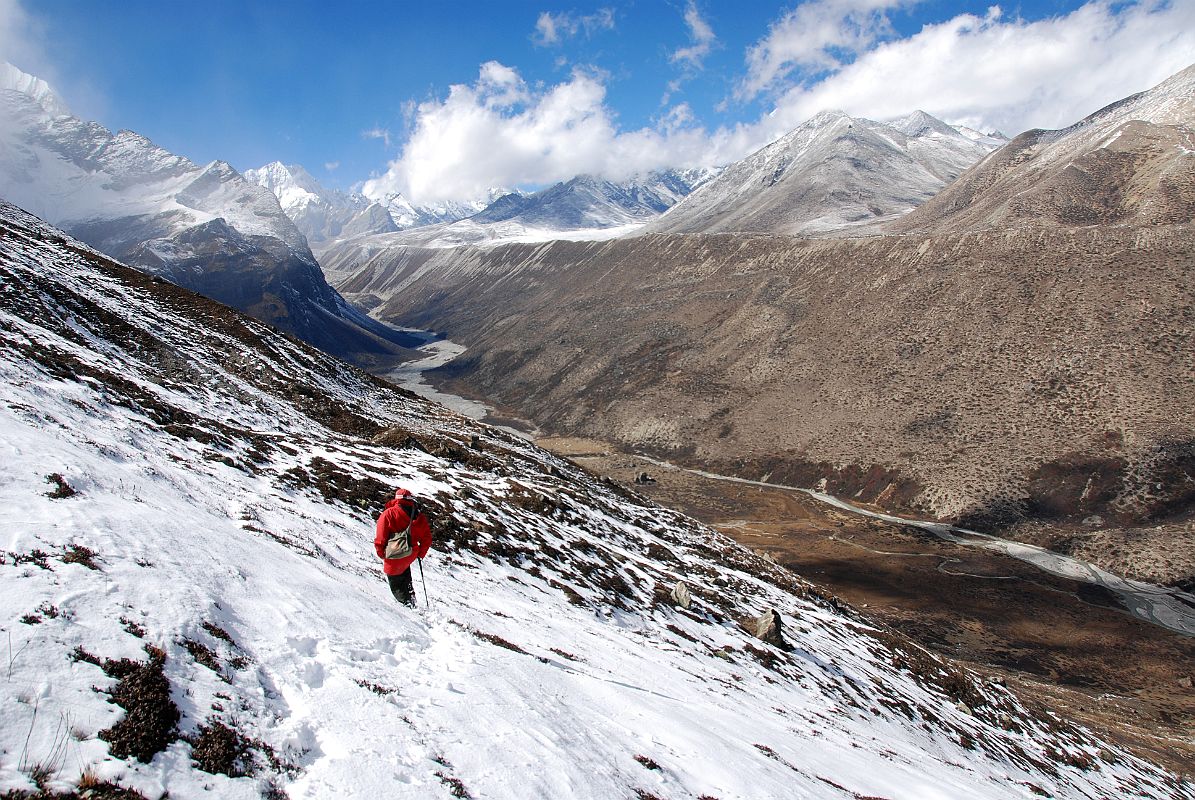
326,223,1195,586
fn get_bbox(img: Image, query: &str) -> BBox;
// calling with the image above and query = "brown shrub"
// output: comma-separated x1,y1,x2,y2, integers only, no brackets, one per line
95,645,181,763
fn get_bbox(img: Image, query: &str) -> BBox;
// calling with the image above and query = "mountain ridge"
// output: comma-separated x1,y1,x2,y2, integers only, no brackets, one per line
890,62,1195,232
243,161,399,248
643,108,999,236
0,62,414,360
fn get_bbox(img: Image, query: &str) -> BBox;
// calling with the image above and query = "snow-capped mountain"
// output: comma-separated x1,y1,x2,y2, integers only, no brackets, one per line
892,62,1195,232
3,200,1185,799
473,170,718,228
0,63,412,360
369,186,509,230
336,169,719,251
246,161,516,249
952,124,1009,148
243,162,397,249
644,109,1001,236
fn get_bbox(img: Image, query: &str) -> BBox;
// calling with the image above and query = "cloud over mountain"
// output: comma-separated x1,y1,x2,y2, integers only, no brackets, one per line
363,1,1194,205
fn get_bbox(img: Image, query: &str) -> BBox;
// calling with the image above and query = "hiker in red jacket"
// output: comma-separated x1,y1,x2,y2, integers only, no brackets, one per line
375,487,432,606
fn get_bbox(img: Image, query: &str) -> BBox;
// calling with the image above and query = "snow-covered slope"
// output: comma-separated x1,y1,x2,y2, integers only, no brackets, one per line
246,161,521,251
0,65,303,253
1,201,1187,799
472,170,718,228
0,63,409,360
644,110,999,236
244,162,398,249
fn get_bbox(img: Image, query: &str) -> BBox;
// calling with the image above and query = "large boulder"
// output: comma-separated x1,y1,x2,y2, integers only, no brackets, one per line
750,609,785,648
670,580,692,609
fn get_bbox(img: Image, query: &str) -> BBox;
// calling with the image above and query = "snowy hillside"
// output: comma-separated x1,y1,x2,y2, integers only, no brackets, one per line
369,188,508,232
246,161,521,251
645,109,999,236
0,201,1187,799
471,171,718,229
0,65,303,254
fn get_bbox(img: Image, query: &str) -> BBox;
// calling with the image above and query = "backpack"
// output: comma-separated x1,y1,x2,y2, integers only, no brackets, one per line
383,502,418,560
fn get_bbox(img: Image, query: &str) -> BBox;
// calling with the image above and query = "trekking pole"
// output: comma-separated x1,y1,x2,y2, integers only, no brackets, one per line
417,558,429,608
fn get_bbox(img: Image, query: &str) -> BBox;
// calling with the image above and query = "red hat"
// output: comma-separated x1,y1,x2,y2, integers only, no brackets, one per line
394,487,413,499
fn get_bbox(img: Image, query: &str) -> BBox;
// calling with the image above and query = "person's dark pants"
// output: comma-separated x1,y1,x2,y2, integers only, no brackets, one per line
387,569,415,606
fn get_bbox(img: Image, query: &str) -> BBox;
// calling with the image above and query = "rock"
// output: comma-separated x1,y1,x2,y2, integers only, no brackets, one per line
956,702,972,715
670,581,692,609
1179,676,1192,689
633,471,656,485
751,609,785,647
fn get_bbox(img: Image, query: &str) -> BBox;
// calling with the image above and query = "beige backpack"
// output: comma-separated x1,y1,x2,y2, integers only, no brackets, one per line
383,503,418,560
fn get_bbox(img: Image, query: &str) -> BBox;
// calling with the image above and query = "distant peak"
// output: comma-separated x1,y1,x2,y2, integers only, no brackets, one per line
806,109,852,126
890,110,957,138
0,62,70,118
246,161,323,195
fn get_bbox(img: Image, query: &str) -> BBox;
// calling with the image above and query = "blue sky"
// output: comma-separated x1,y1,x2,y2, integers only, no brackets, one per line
4,1,1194,202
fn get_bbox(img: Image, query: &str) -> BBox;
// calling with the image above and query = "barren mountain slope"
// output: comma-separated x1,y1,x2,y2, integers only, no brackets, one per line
891,63,1195,233
5,201,1181,798
326,221,1195,586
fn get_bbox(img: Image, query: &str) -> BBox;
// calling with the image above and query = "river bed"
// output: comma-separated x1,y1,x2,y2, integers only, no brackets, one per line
638,456,1195,638
384,332,538,438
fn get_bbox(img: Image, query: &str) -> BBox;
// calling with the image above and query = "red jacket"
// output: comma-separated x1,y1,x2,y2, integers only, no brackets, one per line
374,498,432,576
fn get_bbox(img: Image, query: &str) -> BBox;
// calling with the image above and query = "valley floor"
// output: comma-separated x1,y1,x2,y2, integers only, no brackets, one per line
538,436,1195,779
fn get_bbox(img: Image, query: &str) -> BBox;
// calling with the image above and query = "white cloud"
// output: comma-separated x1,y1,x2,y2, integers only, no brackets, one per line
361,62,719,205
759,1,1195,140
477,60,529,107
324,161,340,172
0,0,44,74
533,8,616,46
671,2,717,69
362,126,392,148
366,1,1195,204
739,0,912,99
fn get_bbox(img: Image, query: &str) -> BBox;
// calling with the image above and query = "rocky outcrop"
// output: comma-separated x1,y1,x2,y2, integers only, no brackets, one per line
749,609,786,648
670,581,692,609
